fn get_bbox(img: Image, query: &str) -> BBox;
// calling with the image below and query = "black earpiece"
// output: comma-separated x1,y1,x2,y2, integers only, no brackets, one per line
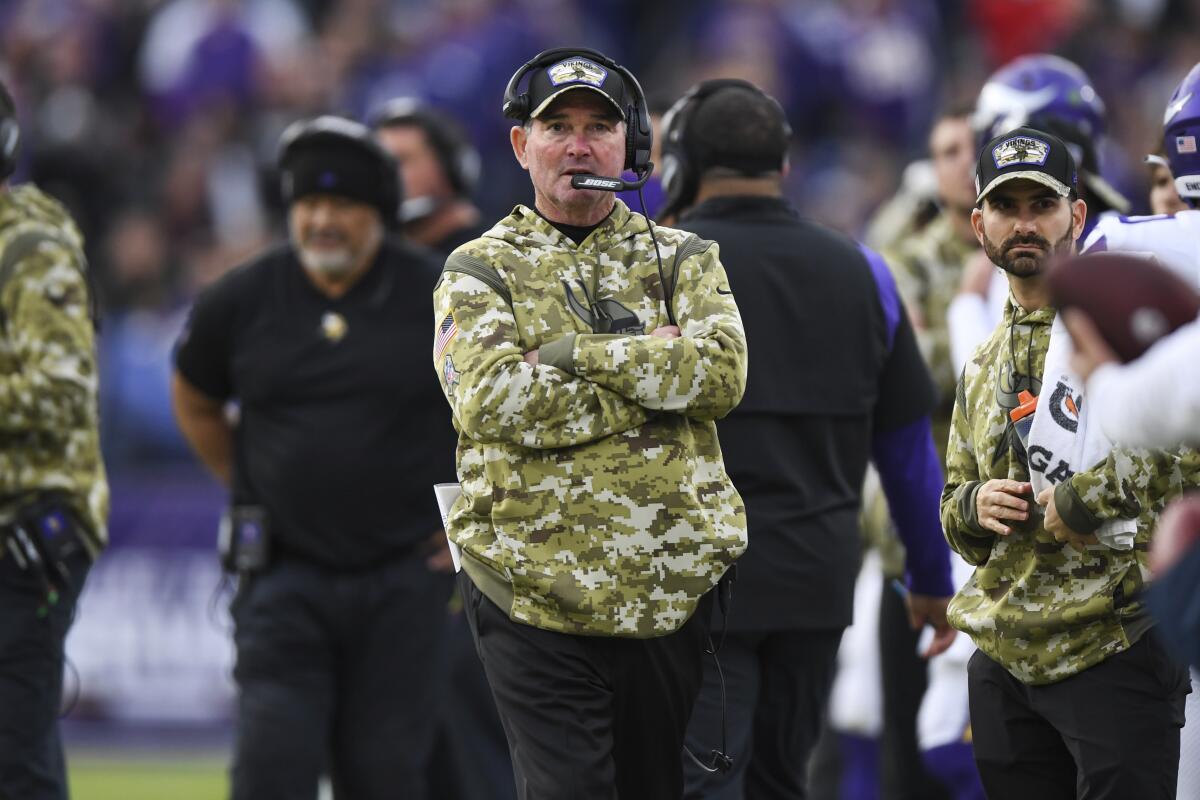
0,81,20,180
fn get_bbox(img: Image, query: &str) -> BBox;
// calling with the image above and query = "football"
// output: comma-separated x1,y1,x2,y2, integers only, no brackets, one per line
1048,251,1200,362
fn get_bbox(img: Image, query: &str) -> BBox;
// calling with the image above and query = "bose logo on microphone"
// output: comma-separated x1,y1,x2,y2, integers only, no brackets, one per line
576,177,621,189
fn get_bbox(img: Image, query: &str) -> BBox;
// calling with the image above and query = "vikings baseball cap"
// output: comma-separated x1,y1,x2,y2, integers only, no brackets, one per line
524,54,629,120
976,126,1078,205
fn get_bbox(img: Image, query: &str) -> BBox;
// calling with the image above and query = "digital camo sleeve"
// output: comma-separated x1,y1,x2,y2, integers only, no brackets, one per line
539,243,748,420
433,270,651,449
940,377,994,565
1054,445,1200,535
0,237,97,433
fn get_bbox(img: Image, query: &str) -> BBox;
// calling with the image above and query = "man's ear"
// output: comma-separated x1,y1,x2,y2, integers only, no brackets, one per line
970,206,986,247
511,125,529,170
1070,197,1087,241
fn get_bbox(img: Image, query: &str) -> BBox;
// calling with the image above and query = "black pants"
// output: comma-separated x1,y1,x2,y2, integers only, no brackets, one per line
878,577,951,800
0,549,90,800
426,610,516,800
968,632,1190,800
460,573,713,800
683,627,844,800
230,553,453,800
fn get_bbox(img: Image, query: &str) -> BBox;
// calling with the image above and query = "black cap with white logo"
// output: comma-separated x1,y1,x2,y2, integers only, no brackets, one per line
976,126,1078,205
523,55,628,120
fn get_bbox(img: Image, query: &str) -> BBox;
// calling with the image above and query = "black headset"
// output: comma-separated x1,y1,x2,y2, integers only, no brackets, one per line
659,79,790,220
0,81,20,181
502,47,653,178
277,115,402,222
368,99,481,198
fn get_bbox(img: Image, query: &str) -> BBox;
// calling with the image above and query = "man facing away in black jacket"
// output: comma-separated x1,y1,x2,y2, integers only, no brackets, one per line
661,80,957,800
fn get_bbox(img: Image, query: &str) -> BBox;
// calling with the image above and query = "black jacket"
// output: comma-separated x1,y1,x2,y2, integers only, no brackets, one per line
676,195,935,630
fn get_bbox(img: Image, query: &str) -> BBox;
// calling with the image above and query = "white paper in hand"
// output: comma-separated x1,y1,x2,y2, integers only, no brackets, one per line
433,483,464,573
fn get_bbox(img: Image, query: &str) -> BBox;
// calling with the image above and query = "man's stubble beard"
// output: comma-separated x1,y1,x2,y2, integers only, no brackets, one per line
982,224,1074,278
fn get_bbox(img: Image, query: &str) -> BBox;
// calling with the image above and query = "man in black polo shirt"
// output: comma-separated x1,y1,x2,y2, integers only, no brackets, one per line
660,82,956,799
171,116,457,800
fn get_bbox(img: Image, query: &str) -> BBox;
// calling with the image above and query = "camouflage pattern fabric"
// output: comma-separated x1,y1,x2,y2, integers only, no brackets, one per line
432,200,748,638
940,295,1198,684
0,184,107,556
882,214,979,409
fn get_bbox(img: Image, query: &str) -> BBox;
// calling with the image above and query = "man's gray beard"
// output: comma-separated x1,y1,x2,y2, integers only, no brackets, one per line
294,223,382,279
297,245,355,278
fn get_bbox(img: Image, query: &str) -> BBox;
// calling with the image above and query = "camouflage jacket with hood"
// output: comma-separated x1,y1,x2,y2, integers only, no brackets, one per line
0,184,107,556
432,200,748,638
941,295,1197,684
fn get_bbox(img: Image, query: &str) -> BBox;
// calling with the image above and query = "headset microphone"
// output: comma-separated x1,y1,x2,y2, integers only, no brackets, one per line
399,196,438,223
570,166,654,193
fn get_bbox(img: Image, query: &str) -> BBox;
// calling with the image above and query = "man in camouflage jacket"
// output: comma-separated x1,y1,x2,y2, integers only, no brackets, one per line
434,48,747,799
0,80,106,800
942,126,1193,799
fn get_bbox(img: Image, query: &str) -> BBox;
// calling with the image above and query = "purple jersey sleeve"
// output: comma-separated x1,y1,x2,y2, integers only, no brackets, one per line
872,419,954,596
859,243,901,350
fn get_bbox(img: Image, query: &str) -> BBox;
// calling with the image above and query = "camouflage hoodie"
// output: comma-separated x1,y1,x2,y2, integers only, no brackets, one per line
941,295,1197,684
432,200,748,637
0,184,107,555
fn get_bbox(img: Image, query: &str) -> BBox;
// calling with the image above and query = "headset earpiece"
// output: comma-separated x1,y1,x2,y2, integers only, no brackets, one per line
0,82,19,180
501,95,528,122
0,117,19,180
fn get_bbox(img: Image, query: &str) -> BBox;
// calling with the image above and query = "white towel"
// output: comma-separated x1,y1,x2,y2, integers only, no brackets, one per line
1026,316,1137,550
433,483,464,572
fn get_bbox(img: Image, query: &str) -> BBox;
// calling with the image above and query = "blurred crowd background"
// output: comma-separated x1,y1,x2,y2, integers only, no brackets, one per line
3,0,1200,784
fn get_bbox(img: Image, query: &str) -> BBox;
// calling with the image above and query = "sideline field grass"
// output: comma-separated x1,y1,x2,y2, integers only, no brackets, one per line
69,757,225,800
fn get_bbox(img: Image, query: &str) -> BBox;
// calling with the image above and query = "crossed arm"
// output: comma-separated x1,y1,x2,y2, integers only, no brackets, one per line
433,246,749,448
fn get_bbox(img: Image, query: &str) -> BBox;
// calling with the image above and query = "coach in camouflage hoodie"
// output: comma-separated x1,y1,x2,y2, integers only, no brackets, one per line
942,127,1193,799
433,48,747,798
0,81,106,800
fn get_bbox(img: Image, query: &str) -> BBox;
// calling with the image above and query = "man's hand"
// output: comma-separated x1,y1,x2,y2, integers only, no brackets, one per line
421,530,456,573
906,592,957,658
523,350,539,365
1150,494,1200,575
1062,308,1119,383
959,251,996,298
976,479,1032,535
1037,486,1098,549
651,325,680,340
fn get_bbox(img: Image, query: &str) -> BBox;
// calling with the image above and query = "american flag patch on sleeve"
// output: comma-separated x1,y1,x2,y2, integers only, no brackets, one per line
434,311,458,361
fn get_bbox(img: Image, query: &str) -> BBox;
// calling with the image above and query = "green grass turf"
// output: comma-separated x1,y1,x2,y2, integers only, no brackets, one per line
69,757,226,800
